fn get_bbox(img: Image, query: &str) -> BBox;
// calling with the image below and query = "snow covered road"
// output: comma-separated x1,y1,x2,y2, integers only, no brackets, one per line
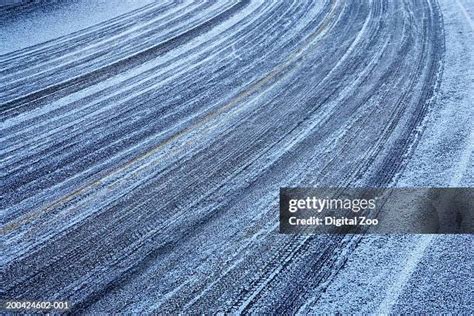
1,0,472,313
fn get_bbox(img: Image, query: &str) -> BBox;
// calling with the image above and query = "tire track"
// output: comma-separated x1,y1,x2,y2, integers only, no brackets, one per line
1,0,445,313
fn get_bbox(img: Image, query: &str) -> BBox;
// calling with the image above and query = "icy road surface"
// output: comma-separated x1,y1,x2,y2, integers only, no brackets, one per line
1,0,473,314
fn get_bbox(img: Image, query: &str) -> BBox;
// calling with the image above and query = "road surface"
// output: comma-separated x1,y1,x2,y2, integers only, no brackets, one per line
1,0,472,314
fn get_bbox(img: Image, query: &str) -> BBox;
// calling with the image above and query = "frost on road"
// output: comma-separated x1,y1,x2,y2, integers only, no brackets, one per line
1,0,473,314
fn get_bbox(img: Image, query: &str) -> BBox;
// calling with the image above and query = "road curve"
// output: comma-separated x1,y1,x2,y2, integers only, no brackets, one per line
1,0,446,313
